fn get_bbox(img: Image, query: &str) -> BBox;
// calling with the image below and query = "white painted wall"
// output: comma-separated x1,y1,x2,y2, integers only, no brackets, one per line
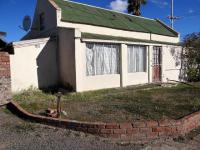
57,21,179,44
74,38,121,92
73,34,182,92
11,38,58,92
162,46,182,82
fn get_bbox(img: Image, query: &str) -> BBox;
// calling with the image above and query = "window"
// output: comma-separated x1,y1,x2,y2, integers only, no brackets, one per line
153,46,162,65
128,45,147,73
39,13,45,31
86,43,120,76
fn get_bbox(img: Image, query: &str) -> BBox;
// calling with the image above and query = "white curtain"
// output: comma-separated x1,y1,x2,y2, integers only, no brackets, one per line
86,43,120,76
128,45,147,73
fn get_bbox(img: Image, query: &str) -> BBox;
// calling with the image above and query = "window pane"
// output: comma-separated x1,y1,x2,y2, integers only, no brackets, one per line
86,43,95,76
86,43,119,76
128,45,147,73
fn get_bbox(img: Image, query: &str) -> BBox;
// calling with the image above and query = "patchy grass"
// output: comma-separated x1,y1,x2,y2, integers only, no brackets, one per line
174,127,200,143
13,83,200,123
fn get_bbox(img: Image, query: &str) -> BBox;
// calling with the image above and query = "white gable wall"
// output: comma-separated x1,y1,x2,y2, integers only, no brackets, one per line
11,38,58,92
23,0,58,40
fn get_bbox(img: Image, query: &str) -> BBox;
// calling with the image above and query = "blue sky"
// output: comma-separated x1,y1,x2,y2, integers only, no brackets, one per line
0,0,200,42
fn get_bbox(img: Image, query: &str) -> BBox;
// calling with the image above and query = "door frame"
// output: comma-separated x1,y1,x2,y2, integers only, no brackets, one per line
152,46,162,83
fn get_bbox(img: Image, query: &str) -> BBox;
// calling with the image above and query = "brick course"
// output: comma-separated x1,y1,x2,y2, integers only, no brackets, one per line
7,101,200,142
0,52,11,105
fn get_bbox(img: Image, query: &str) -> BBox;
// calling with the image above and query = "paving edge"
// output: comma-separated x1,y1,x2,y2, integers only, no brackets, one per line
6,101,200,141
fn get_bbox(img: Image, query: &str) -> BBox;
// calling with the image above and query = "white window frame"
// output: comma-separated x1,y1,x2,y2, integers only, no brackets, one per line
127,45,147,73
86,43,120,76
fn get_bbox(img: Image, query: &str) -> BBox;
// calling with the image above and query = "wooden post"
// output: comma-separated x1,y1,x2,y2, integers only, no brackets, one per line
56,92,62,118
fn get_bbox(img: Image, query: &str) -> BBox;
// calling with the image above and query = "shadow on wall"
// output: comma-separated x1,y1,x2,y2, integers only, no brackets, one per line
36,39,59,92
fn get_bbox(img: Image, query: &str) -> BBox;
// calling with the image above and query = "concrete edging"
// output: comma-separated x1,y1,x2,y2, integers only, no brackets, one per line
7,101,200,141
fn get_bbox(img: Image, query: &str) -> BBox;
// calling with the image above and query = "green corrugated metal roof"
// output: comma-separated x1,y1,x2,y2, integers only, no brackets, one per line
82,33,180,46
54,0,179,37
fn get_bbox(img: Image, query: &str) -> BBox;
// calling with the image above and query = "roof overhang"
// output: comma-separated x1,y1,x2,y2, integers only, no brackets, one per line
81,33,180,46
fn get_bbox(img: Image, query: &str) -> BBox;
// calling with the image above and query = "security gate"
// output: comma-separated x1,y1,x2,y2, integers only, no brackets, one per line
152,46,162,83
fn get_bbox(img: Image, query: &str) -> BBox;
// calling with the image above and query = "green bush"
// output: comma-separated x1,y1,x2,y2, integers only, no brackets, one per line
183,32,200,82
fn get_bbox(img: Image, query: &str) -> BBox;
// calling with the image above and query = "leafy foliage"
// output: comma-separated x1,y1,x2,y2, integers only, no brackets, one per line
127,0,147,16
182,32,200,82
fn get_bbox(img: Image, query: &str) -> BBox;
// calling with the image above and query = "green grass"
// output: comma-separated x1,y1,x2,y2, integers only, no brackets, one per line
13,83,200,123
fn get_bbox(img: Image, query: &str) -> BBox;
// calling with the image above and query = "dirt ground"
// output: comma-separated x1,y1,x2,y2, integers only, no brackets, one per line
0,107,200,150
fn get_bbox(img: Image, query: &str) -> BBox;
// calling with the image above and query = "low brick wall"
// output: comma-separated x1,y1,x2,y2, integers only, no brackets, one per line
0,52,11,105
7,101,200,142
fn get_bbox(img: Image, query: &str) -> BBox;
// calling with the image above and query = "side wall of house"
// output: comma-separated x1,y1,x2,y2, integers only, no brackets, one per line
10,38,58,92
162,46,182,82
74,33,182,92
0,52,11,105
58,28,76,89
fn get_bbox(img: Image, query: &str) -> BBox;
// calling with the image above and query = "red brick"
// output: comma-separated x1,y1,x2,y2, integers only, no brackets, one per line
120,123,133,129
126,128,139,134
105,123,119,129
132,133,146,139
76,127,88,132
153,127,173,136
113,129,126,134
100,129,113,134
174,120,182,126
87,128,99,134
133,121,146,127
81,123,96,128
140,128,152,133
159,119,174,127
146,121,158,127
121,134,132,139
171,127,178,134
95,124,106,129
152,127,164,132
99,134,109,138
146,132,159,139
1,56,9,62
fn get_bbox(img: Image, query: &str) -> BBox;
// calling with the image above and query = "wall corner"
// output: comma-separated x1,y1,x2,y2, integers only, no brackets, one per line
120,44,128,87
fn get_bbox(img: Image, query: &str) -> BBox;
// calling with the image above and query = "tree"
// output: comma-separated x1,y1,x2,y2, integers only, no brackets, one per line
127,0,147,16
182,32,200,82
0,31,6,39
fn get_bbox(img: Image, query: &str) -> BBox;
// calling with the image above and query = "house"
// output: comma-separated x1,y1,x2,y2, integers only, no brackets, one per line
0,39,7,51
10,0,182,92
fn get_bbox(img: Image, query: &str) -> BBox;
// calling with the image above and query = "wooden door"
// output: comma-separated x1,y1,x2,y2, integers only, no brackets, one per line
152,46,162,83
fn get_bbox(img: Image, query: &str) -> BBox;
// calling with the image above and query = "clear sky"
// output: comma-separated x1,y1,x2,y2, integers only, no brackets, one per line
0,0,200,42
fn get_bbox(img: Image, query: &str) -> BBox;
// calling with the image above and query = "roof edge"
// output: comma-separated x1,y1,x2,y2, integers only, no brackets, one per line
82,33,180,46
49,0,61,10
156,19,179,37
57,0,155,21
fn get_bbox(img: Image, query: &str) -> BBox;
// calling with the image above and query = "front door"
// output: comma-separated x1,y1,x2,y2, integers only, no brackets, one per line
152,46,162,83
